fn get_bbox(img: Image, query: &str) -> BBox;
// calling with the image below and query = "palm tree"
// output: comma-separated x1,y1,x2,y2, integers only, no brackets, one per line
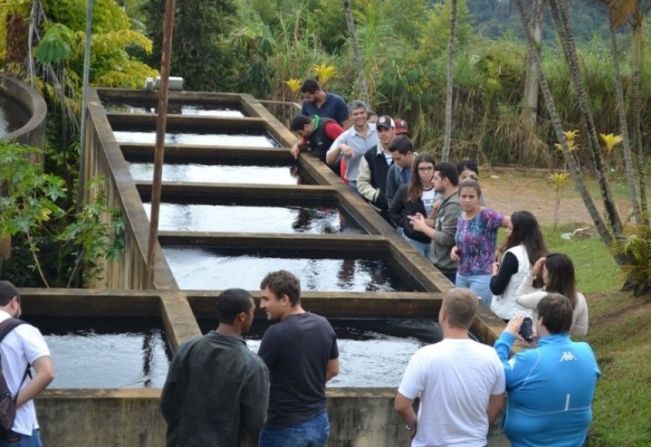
522,0,544,127
601,0,642,224
630,6,648,224
514,0,621,259
441,0,458,162
548,0,623,235
343,0,370,105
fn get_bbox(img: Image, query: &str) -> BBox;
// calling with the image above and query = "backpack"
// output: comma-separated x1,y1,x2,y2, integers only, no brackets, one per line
0,318,29,436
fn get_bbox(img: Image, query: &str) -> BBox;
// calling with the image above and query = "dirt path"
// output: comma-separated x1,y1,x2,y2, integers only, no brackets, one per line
479,168,633,227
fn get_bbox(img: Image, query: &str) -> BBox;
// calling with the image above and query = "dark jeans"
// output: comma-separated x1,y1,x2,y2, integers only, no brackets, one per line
1,430,43,447
258,411,329,447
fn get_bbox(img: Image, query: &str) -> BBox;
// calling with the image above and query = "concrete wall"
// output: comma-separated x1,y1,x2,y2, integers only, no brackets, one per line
36,389,508,446
0,75,47,148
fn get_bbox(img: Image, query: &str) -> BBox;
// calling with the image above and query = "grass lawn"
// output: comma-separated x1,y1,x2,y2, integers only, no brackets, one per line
540,226,650,446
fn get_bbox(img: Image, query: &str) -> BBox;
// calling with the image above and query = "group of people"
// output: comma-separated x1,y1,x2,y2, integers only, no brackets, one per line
159,277,599,447
289,79,590,331
285,79,599,446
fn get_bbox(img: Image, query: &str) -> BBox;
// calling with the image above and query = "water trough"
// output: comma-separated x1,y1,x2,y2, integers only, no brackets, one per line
24,87,507,446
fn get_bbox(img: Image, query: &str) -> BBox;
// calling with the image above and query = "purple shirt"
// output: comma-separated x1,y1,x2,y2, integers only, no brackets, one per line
455,208,504,275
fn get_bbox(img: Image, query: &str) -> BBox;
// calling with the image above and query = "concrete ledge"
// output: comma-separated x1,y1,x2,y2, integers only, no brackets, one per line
36,388,508,446
36,388,411,447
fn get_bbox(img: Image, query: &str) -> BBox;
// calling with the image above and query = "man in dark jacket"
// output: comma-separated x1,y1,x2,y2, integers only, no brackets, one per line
160,289,269,447
357,115,395,218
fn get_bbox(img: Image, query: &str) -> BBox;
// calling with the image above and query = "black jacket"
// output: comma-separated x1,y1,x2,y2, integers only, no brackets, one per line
161,331,269,447
390,184,432,244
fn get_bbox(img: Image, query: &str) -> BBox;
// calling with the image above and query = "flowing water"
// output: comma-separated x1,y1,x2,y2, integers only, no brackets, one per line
129,163,302,185
31,317,170,389
165,247,411,292
143,203,364,234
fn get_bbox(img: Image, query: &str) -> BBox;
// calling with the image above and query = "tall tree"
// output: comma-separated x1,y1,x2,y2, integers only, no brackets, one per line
442,0,458,162
514,0,621,258
549,0,623,235
522,0,544,126
602,0,642,224
343,0,369,105
630,5,648,223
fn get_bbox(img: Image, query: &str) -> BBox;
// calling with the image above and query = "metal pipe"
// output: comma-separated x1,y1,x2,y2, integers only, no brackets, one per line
146,0,176,289
77,0,94,211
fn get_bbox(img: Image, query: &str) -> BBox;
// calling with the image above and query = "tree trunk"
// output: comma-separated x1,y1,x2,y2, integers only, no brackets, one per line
522,0,543,126
515,0,622,263
608,17,641,224
631,10,649,224
442,0,458,162
549,0,623,235
343,0,370,105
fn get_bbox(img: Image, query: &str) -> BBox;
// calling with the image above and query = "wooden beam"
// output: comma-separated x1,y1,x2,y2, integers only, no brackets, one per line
121,144,294,163
135,182,337,204
97,88,244,106
19,288,161,317
107,113,267,132
157,232,387,253
188,291,441,319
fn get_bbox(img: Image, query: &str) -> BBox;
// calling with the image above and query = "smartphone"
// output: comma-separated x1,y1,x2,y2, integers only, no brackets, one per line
519,317,534,343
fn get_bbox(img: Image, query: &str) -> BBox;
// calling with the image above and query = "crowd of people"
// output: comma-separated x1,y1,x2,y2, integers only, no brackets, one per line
0,78,600,447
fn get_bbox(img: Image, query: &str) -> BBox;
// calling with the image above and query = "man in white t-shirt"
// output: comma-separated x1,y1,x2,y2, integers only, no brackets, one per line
0,281,54,447
395,288,504,447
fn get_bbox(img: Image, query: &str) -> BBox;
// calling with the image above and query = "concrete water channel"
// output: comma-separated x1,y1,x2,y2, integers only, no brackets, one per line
22,88,506,445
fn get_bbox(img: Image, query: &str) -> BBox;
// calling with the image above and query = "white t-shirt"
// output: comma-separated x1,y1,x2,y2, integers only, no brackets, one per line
421,188,437,217
0,311,51,436
398,338,505,447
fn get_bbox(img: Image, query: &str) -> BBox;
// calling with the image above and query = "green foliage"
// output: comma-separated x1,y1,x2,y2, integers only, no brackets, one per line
35,23,74,64
0,143,124,287
143,0,238,91
612,224,651,295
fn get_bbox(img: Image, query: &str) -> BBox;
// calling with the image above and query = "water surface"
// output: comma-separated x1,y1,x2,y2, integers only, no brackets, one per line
197,318,440,388
113,130,277,147
129,163,300,185
144,203,363,234
32,317,170,388
165,247,410,292
104,103,244,117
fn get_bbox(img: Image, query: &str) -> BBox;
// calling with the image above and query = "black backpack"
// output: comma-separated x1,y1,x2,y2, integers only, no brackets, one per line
0,318,30,436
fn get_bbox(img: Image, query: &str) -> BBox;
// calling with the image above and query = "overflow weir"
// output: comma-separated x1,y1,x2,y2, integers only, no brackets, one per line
26,88,506,446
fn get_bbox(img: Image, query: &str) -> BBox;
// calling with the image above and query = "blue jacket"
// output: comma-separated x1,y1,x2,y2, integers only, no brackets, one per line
494,332,600,447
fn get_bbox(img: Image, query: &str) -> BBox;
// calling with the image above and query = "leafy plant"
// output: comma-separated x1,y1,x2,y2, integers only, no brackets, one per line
549,171,571,231
0,142,124,287
612,223,651,296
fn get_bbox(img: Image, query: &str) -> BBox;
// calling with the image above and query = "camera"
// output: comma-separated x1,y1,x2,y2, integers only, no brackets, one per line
519,317,534,343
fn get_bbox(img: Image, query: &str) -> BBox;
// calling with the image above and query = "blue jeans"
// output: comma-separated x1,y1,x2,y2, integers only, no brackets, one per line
0,430,43,447
402,233,431,259
259,411,329,447
455,273,492,307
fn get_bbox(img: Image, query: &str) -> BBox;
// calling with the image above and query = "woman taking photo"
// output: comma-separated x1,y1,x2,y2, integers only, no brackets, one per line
390,154,437,258
517,253,589,336
490,211,548,320
451,180,509,306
